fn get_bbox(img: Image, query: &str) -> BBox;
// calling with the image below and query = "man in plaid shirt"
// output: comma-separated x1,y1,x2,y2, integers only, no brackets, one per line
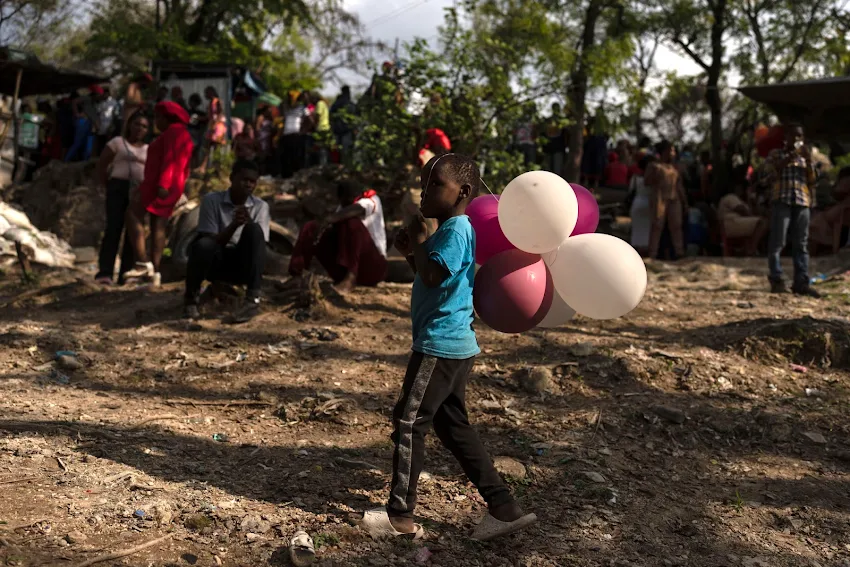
759,124,820,297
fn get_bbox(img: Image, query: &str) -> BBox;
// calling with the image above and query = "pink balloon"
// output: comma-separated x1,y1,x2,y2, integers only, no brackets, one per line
569,183,600,235
473,249,554,334
466,195,516,265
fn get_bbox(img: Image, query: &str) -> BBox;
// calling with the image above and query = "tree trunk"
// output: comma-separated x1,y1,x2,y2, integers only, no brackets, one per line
708,0,727,201
564,0,602,183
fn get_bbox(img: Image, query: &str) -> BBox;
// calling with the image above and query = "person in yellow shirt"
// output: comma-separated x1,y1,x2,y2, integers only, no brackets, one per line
312,92,331,166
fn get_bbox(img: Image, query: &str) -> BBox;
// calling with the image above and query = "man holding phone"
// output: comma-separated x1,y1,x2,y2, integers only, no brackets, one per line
760,123,820,297
184,159,270,320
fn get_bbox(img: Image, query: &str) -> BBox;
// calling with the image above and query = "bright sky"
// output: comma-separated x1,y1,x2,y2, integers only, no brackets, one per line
345,0,707,93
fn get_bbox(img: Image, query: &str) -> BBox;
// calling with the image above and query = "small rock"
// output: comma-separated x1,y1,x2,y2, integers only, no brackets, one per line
570,342,594,356
579,471,606,483
512,367,556,394
479,399,502,411
240,514,271,534
526,367,556,394
802,431,827,445
246,532,261,543
743,558,771,567
65,531,87,544
653,406,686,425
184,514,213,531
419,471,433,483
493,456,527,480
56,355,82,371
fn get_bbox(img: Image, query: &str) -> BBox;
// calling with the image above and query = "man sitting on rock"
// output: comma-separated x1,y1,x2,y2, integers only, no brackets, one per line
184,159,270,321
288,180,388,293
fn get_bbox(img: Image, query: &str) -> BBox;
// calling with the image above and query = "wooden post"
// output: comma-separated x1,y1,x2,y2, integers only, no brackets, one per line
14,241,32,282
10,68,23,179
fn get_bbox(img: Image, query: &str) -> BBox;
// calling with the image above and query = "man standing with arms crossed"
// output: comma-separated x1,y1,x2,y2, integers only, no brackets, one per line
761,123,820,298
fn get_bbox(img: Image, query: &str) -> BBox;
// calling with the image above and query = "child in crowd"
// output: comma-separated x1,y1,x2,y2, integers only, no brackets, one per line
361,153,536,541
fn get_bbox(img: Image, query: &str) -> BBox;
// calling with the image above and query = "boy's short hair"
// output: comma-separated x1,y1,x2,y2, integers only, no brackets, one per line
434,153,480,199
337,179,364,203
232,159,260,176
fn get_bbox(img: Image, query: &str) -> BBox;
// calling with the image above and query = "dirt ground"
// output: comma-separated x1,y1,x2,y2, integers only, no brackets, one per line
0,254,849,567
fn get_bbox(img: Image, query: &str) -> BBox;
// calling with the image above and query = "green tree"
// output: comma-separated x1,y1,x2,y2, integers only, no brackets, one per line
736,0,832,84
0,0,75,54
562,0,634,181
656,0,733,195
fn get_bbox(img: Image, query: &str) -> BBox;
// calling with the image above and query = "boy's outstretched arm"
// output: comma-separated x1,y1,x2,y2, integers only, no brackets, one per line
411,241,449,287
406,217,449,288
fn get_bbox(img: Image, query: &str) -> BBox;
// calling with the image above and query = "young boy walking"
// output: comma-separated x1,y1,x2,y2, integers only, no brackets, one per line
361,154,536,541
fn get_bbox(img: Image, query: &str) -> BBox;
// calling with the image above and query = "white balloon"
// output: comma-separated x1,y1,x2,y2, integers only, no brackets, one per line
537,288,576,328
498,171,578,254
545,233,647,320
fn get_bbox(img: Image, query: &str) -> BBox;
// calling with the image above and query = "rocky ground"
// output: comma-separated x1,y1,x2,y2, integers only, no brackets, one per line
0,254,849,567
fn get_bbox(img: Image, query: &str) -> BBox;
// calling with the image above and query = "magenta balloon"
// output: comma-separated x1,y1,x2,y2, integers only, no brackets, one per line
467,195,516,264
473,249,554,334
569,183,600,235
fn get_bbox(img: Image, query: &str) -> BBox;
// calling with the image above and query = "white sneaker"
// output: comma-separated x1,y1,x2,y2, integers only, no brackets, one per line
151,272,162,287
124,262,154,279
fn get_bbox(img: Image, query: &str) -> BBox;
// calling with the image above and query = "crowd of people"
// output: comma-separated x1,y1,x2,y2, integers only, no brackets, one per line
597,123,848,298
13,70,848,312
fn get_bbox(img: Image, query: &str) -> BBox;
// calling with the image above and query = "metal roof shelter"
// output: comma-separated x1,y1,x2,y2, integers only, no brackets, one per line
738,76,850,142
0,47,107,97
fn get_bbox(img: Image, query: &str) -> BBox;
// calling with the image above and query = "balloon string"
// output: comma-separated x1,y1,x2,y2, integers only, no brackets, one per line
479,178,498,202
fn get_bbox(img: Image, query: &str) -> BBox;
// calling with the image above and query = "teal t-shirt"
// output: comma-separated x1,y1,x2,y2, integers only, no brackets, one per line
411,215,480,359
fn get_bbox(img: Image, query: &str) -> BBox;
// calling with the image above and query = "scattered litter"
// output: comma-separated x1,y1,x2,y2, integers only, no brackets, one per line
212,433,229,443
804,387,826,398
267,342,292,355
48,369,70,385
299,328,339,342
289,530,316,566
790,364,808,373
235,352,248,363
414,546,433,564
133,509,146,519
802,431,826,445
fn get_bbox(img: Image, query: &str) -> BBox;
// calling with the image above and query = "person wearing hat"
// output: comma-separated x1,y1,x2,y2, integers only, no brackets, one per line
65,85,104,162
123,101,194,283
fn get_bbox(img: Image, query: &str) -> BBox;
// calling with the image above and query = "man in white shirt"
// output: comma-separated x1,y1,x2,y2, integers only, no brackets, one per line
289,180,388,292
184,159,270,321
94,88,120,157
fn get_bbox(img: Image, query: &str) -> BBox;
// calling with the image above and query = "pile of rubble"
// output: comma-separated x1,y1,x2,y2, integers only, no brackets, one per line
2,160,103,248
0,200,75,268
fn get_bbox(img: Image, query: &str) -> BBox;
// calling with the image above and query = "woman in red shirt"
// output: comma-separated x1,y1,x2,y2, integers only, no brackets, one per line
124,101,194,283
604,151,628,189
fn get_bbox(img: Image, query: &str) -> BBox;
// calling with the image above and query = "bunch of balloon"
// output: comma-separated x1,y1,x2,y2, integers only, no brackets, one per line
467,171,647,333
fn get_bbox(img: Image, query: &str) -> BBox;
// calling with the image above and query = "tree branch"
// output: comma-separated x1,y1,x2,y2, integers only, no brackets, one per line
672,37,710,71
777,0,824,82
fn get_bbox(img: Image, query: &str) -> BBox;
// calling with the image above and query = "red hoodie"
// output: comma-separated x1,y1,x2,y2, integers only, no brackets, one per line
604,152,628,186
